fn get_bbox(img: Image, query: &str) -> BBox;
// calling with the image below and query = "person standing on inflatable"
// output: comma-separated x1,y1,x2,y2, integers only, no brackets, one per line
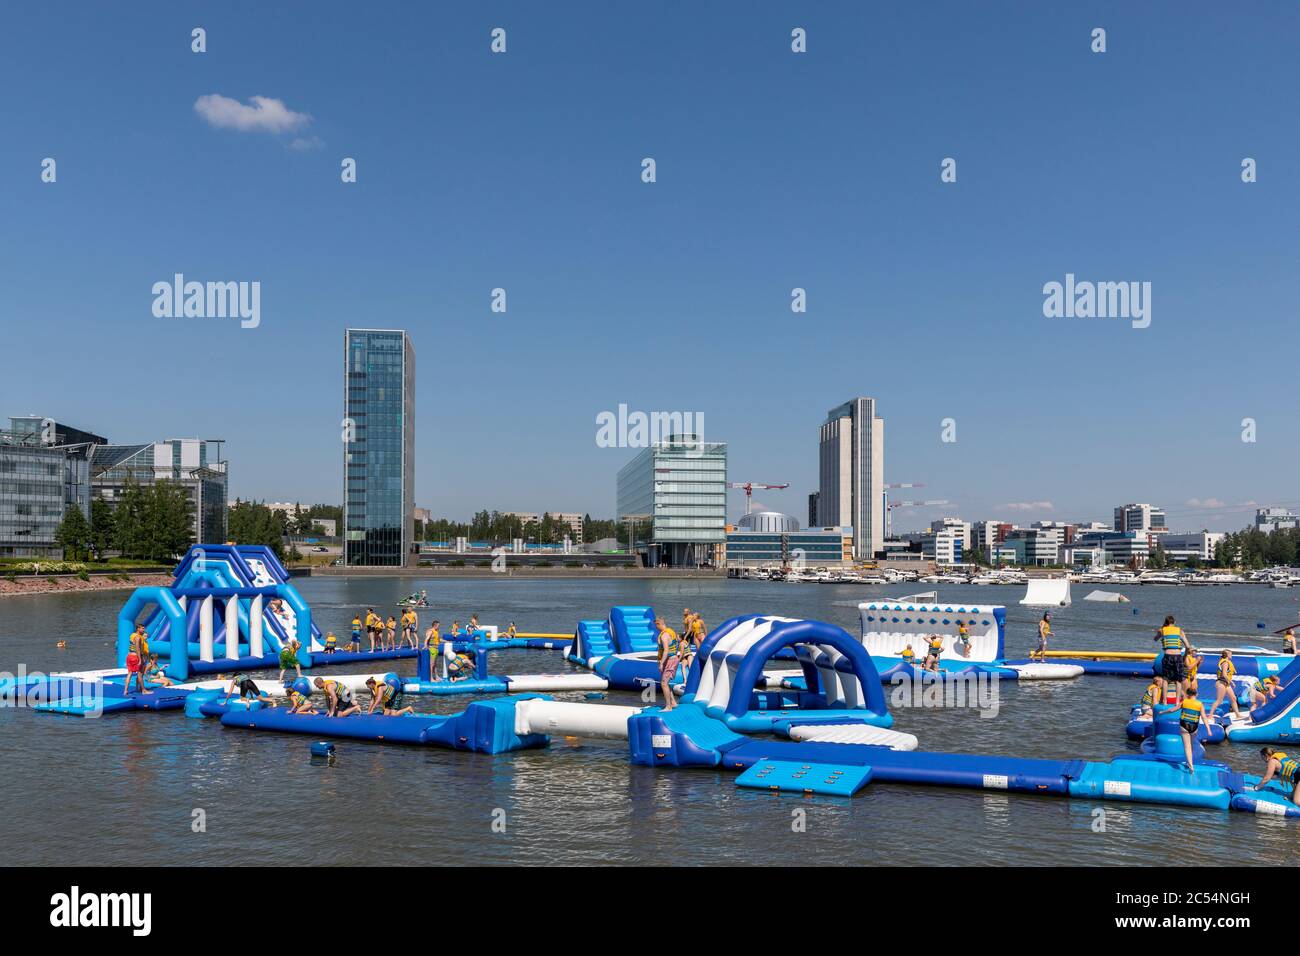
1209,649,1241,718
1031,613,1051,663
423,621,441,680
1177,687,1209,772
278,637,303,681
655,617,681,711
1154,615,1189,703
125,623,149,695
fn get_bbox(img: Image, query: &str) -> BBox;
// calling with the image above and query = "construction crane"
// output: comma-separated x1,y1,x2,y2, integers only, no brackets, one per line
727,481,790,515
885,499,952,537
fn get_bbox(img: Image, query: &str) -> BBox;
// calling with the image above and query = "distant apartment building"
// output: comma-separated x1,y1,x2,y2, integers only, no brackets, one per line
1003,527,1060,566
92,438,228,545
616,434,726,567
929,517,972,551
1159,531,1225,562
922,528,964,566
971,520,1012,556
1114,503,1167,535
0,417,103,558
343,329,416,566
818,397,884,561
1068,529,1150,567
1256,507,1300,533
501,511,585,543
807,491,819,528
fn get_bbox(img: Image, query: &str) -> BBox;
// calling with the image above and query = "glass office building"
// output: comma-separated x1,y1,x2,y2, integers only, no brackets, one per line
616,434,726,567
344,329,415,566
0,419,103,558
91,439,228,545
725,527,853,568
819,397,884,561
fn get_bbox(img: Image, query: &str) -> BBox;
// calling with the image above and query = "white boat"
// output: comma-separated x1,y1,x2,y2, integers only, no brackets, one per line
1138,572,1183,586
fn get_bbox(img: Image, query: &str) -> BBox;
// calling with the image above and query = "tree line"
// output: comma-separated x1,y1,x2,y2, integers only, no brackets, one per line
416,511,621,545
55,478,193,562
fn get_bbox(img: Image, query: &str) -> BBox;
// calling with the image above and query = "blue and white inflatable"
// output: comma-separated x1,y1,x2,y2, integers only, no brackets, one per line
677,615,892,732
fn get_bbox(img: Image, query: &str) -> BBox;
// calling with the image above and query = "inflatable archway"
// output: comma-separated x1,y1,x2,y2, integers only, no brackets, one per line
118,587,189,680
682,615,889,722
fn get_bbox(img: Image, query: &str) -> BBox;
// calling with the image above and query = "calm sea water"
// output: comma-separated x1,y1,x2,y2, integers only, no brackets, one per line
3,577,1298,866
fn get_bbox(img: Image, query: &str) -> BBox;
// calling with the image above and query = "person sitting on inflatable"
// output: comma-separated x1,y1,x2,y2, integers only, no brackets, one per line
900,643,916,665
1255,747,1300,806
142,654,175,688
314,677,360,717
365,675,414,716
1138,677,1161,716
323,631,338,654
223,674,276,708
922,634,943,672
286,678,317,715
1250,676,1282,710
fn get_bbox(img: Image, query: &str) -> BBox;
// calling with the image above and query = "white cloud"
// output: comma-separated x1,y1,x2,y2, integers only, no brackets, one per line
194,94,311,134
1186,497,1226,509
1001,501,1053,512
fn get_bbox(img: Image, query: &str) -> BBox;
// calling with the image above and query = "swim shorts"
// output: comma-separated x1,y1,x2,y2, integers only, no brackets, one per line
1161,654,1185,682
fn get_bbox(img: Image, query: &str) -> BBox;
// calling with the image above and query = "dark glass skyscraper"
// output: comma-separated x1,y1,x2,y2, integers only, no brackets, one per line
343,329,415,566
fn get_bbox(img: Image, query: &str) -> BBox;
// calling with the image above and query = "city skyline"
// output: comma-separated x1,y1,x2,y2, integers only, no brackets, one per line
4,4,1297,530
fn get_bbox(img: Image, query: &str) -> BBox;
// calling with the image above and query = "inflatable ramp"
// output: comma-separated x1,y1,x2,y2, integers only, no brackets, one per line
609,606,657,654
1020,578,1071,607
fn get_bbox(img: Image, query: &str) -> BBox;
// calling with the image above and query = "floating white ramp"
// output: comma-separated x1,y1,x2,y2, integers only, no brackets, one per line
1083,589,1129,603
1020,578,1071,607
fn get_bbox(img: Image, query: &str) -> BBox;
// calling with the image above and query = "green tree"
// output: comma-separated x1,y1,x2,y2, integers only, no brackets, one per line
227,499,287,559
55,505,93,560
89,497,115,557
113,478,147,558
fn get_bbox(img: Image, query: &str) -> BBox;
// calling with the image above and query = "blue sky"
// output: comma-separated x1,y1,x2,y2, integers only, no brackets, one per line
2,2,1296,532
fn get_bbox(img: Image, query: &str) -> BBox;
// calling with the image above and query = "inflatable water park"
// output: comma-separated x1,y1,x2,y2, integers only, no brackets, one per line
5,545,1300,817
